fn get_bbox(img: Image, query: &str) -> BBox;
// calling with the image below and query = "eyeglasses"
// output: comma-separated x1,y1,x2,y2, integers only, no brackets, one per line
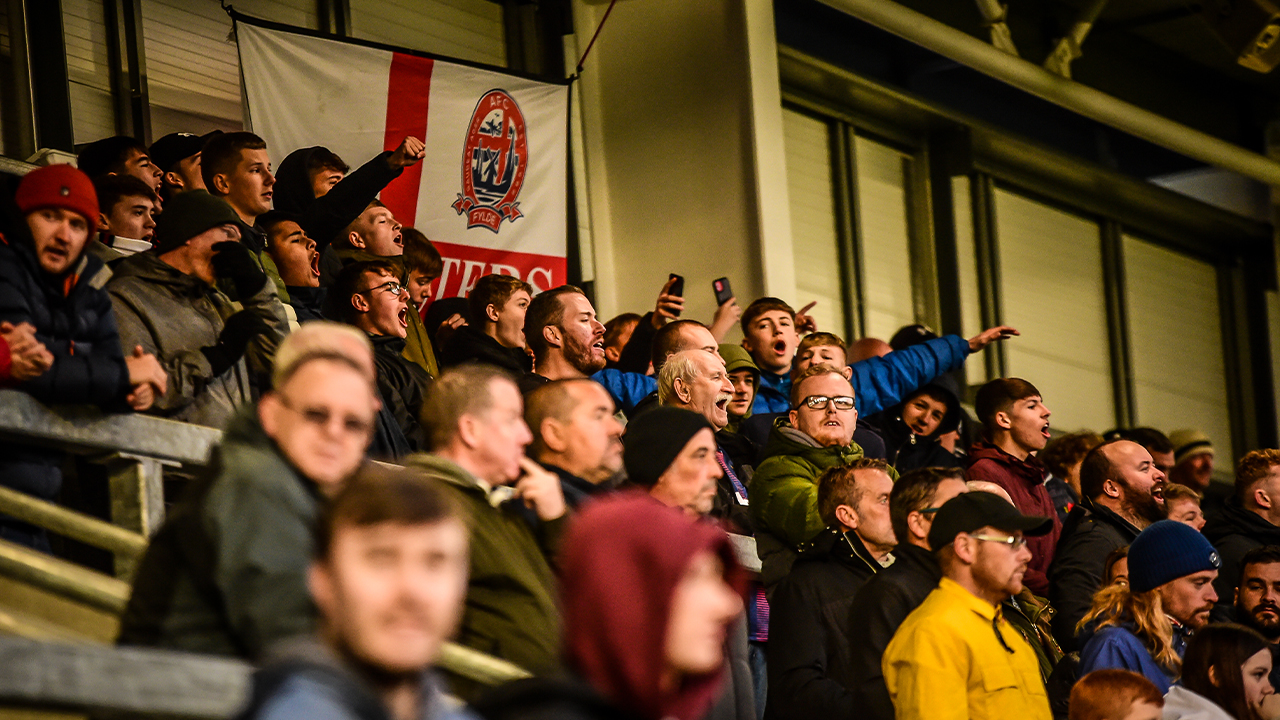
277,394,373,437
356,280,406,297
796,395,856,411
968,533,1028,550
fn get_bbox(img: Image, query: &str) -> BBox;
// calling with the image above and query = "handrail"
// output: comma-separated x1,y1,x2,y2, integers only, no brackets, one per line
0,485,146,560
0,538,132,614
0,389,221,467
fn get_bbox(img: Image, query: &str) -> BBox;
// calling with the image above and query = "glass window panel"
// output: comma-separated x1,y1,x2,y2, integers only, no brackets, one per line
1124,234,1232,458
995,188,1114,433
349,0,506,67
855,136,915,341
782,108,845,337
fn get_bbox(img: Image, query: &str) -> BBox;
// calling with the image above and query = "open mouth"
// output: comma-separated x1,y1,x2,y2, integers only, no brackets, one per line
591,340,605,355
1040,423,1051,439
773,339,787,354
309,253,320,278
824,420,841,427
398,307,408,328
715,396,730,412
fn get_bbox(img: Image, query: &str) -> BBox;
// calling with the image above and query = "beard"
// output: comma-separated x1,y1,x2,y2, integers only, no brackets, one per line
1239,599,1280,641
564,330,605,375
1120,482,1165,524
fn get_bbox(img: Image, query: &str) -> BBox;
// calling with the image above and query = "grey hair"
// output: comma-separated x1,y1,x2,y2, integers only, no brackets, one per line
657,349,706,406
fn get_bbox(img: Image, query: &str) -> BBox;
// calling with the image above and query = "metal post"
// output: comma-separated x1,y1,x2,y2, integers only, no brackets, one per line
832,122,864,342
1044,0,1110,78
23,0,74,151
972,0,1018,56
969,172,1005,380
104,454,166,578
5,0,37,158
1100,220,1136,428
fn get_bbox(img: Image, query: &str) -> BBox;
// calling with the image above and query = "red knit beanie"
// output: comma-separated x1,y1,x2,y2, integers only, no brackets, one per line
15,164,99,225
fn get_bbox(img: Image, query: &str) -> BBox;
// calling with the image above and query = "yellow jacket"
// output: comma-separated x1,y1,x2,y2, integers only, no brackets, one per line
882,576,1051,720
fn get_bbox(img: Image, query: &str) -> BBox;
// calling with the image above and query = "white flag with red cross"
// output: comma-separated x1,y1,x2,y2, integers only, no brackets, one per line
235,17,570,298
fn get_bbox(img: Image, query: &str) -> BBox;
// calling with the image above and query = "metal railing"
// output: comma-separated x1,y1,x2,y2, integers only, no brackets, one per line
0,389,760,714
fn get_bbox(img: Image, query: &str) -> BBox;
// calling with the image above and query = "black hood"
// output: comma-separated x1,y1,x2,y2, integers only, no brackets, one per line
887,382,962,439
1204,495,1280,545
272,146,327,215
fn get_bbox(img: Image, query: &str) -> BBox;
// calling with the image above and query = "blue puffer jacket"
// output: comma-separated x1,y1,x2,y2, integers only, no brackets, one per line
0,222,131,550
751,335,972,416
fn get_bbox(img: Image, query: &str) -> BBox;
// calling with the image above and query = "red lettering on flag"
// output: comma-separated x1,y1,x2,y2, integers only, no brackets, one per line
429,241,567,300
380,53,434,227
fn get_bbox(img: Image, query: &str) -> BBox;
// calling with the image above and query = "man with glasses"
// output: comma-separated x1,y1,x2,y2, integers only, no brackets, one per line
846,468,969,720
325,260,432,455
751,364,885,592
118,322,381,659
882,491,1055,720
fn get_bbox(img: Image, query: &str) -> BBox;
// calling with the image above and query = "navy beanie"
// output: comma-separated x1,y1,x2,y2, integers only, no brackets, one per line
1127,519,1221,593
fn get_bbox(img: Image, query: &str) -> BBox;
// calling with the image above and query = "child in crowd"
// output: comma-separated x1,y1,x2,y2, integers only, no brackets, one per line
89,174,158,264
1165,624,1276,720
1068,670,1163,720
1164,482,1207,532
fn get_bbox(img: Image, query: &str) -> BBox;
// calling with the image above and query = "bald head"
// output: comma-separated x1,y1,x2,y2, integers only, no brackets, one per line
651,320,720,374
965,480,1013,504
848,337,892,364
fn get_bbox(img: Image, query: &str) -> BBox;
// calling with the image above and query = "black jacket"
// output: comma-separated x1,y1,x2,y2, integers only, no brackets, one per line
286,285,327,324
370,334,432,452
272,147,403,252
474,676,644,720
439,324,534,375
714,429,756,535
0,225,131,549
861,383,963,473
845,542,940,720
1047,497,1141,650
614,312,658,374
763,525,885,720
1204,496,1280,622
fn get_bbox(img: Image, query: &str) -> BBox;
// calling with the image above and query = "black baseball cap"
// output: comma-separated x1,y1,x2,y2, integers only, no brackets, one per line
149,130,222,173
927,492,1053,552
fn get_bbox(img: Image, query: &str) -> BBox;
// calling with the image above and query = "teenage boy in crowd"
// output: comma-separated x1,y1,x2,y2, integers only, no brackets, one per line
273,138,424,257
238,466,477,720
738,296,1018,416
88,174,158,264
966,378,1060,596
319,200,404,286
149,131,216,200
0,164,167,550
325,260,432,454
440,273,534,378
107,190,289,429
258,210,322,326
77,135,163,193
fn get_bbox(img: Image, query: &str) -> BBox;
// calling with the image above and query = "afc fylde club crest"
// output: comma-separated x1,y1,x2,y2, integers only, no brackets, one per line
453,89,528,233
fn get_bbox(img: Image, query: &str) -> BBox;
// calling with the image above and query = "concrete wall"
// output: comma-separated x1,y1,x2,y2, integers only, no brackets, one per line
570,0,794,337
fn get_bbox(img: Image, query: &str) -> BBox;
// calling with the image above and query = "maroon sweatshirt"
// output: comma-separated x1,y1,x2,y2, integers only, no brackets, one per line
559,491,749,720
966,440,1063,596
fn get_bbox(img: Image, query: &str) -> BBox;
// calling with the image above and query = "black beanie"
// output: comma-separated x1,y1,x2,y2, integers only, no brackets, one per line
153,190,251,254
623,406,714,487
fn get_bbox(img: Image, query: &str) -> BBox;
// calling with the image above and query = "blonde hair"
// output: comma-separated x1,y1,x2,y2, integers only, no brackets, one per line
1078,583,1181,675
271,321,374,389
